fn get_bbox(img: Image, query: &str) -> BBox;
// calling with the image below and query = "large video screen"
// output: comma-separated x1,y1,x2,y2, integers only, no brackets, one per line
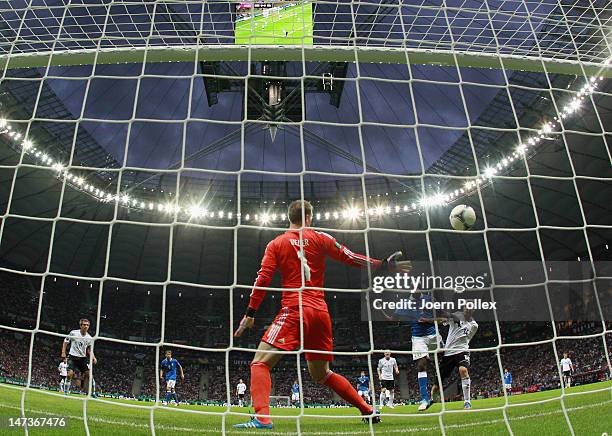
235,2,313,45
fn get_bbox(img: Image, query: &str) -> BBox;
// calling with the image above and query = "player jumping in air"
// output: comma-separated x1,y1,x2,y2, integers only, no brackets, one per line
237,378,247,407
560,352,574,388
160,350,184,406
356,371,371,405
58,357,68,394
233,200,410,429
377,353,399,408
61,318,96,395
503,368,513,394
430,306,478,410
291,380,300,407
411,293,442,411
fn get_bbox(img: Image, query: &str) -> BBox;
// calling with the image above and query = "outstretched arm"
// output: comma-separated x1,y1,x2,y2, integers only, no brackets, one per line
320,232,411,273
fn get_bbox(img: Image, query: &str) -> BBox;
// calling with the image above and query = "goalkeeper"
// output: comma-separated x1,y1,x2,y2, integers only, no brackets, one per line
233,200,411,429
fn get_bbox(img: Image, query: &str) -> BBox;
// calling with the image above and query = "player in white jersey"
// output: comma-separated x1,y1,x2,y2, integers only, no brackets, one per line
377,352,399,408
430,306,478,410
61,318,96,395
58,357,68,394
560,352,574,388
236,379,247,407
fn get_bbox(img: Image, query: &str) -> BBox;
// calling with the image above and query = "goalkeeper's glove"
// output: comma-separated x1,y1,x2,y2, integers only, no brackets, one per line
379,251,411,273
234,314,255,338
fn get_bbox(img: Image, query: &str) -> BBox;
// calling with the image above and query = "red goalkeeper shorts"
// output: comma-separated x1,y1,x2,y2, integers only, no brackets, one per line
261,305,333,361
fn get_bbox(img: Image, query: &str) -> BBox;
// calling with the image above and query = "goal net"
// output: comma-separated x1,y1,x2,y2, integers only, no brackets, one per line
0,0,610,434
270,396,291,407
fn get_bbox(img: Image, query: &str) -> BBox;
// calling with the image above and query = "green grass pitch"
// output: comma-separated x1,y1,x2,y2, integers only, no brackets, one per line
0,381,610,435
235,2,313,45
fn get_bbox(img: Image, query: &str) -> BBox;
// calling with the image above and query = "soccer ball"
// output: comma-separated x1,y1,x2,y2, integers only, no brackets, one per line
449,204,476,230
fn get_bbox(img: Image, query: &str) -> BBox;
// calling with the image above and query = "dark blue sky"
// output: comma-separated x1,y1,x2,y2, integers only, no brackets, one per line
43,61,507,176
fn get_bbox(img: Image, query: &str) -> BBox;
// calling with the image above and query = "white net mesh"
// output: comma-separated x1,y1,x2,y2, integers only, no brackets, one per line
0,0,611,435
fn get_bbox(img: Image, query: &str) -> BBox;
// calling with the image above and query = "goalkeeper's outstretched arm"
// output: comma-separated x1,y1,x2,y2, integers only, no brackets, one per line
319,232,411,273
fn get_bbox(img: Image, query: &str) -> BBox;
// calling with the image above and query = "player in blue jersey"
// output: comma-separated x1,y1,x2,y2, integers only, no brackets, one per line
291,380,300,407
356,371,371,404
411,293,442,411
503,368,512,394
160,350,184,406
390,292,440,411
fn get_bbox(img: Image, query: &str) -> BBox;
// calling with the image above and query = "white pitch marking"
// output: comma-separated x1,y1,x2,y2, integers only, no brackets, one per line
0,399,609,435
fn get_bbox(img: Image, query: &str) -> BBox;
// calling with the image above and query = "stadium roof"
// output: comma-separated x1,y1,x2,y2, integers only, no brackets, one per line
0,0,610,286
0,0,610,73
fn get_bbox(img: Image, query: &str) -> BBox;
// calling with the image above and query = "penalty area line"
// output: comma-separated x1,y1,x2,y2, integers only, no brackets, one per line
0,399,609,435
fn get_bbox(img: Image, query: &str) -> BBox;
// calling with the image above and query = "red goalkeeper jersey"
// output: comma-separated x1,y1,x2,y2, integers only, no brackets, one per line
248,228,382,312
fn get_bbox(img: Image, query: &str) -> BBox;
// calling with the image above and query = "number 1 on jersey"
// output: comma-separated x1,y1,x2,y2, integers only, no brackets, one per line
296,250,311,282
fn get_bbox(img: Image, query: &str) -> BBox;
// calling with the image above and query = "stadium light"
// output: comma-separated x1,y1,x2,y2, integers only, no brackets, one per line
347,207,359,219
483,167,497,178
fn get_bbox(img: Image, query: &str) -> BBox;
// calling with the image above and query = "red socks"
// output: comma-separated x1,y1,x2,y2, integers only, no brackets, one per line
250,361,272,424
323,371,373,415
